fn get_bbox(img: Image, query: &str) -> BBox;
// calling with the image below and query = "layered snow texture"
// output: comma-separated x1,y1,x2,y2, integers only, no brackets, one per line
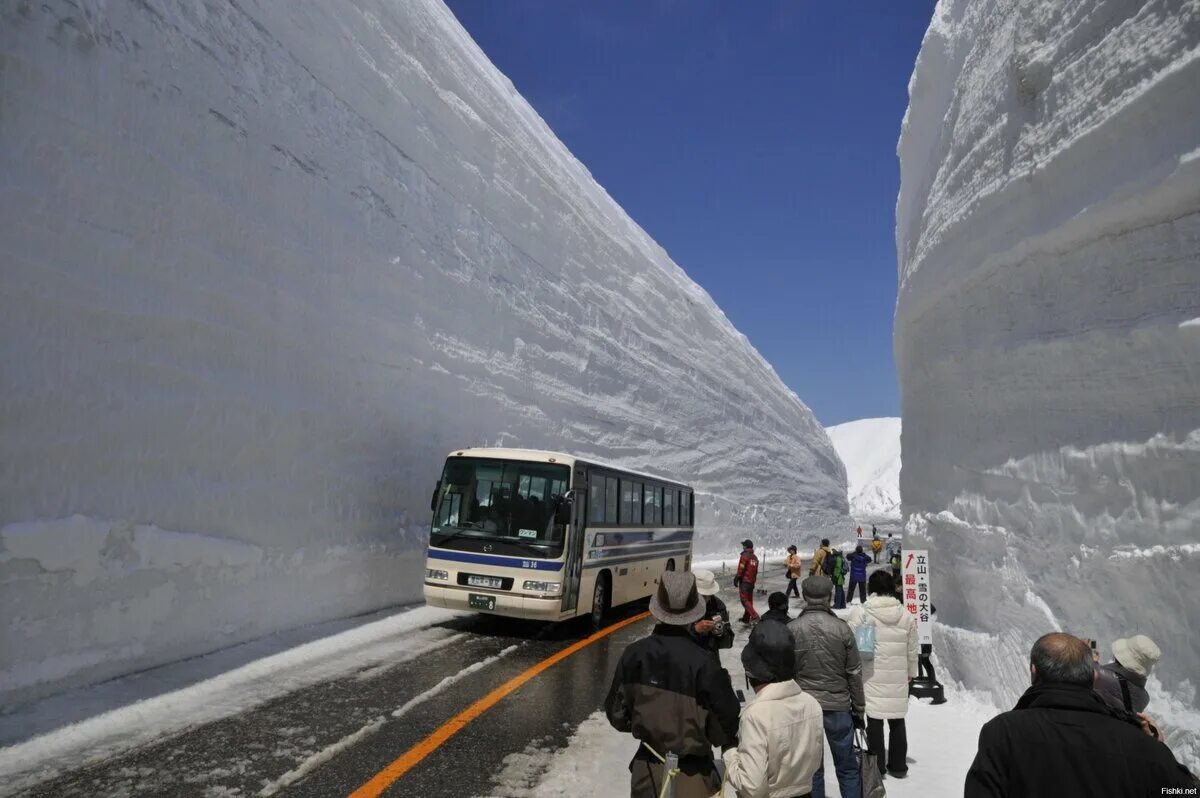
896,0,1200,763
0,0,847,707
825,417,902,521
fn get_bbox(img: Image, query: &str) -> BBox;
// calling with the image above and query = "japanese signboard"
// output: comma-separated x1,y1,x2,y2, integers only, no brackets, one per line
902,549,933,645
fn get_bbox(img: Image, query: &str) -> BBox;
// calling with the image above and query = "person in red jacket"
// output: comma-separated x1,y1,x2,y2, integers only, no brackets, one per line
734,539,760,623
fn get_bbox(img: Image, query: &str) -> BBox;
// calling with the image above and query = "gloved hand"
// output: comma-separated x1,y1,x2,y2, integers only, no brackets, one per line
733,576,741,588
852,711,866,730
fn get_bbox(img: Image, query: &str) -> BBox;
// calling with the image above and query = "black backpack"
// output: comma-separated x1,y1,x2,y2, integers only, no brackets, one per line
822,549,835,575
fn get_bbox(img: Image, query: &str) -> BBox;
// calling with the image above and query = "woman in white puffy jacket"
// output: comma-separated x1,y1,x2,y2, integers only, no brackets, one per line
847,569,918,779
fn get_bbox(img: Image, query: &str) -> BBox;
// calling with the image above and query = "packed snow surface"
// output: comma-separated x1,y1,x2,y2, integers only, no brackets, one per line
0,0,846,707
895,0,1200,767
825,418,902,521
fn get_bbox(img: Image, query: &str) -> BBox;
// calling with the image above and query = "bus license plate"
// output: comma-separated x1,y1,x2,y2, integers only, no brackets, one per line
467,575,503,589
469,593,496,611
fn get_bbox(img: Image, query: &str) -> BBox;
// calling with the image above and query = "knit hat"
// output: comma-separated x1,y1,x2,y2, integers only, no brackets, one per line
649,571,706,626
741,619,796,684
692,568,720,597
1112,635,1161,678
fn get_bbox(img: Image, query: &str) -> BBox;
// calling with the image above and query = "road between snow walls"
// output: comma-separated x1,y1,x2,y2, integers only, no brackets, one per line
0,0,848,711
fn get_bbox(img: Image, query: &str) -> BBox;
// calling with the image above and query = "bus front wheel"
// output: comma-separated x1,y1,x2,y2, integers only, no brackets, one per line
590,573,610,632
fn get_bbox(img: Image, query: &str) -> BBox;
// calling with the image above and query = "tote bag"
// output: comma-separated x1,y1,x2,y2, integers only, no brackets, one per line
856,728,887,798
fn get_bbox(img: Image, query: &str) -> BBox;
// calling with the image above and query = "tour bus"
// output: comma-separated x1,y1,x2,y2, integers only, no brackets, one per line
423,448,695,627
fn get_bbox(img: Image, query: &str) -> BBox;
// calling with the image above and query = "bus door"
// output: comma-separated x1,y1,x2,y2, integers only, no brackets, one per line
560,466,587,613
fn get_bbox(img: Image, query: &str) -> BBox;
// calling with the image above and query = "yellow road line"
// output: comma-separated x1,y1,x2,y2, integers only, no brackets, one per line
348,611,652,798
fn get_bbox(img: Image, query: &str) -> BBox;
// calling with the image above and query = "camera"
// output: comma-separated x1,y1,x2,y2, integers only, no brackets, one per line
711,615,727,637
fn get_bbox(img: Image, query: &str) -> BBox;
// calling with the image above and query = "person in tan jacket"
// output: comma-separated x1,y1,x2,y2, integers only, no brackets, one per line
723,619,824,798
784,545,802,598
809,539,832,576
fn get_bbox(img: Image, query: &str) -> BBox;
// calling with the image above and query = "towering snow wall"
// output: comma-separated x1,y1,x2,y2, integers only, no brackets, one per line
896,0,1200,764
0,0,847,707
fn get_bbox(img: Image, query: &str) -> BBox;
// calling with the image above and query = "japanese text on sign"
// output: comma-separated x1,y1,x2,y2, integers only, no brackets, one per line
902,549,933,646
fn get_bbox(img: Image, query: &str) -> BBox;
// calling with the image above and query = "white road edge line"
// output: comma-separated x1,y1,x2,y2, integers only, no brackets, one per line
391,644,522,719
257,643,521,796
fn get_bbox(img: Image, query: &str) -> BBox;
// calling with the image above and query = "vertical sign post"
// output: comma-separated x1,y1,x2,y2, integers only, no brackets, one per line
902,549,932,646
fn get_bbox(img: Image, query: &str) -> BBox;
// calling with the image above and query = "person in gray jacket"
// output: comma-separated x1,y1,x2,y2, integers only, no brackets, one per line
788,575,866,798
1094,634,1160,713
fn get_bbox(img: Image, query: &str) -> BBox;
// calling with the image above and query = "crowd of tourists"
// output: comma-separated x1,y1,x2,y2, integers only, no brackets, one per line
602,546,1197,798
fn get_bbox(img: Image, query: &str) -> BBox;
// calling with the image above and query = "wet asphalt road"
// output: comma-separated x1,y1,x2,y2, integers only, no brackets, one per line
18,552,866,797
19,604,654,798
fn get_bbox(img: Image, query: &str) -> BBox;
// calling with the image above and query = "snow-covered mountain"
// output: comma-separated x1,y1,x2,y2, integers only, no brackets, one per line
825,418,901,522
896,0,1200,763
0,0,847,706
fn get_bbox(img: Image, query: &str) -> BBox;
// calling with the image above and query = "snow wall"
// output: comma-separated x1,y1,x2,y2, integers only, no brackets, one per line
896,0,1200,766
0,0,847,708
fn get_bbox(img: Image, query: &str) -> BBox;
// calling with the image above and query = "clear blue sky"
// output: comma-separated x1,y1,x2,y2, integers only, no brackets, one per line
445,1,936,426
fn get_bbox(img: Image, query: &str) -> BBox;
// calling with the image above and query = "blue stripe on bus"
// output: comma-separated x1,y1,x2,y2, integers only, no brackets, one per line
582,547,692,569
586,539,693,560
588,529,694,547
426,548,565,571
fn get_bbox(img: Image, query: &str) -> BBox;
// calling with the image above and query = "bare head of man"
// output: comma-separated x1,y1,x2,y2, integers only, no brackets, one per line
1029,632,1096,687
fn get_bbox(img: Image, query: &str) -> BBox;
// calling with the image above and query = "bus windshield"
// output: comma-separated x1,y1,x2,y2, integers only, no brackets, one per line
430,457,570,558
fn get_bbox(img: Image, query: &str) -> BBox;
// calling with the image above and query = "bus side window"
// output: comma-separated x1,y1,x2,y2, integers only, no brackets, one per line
589,478,605,524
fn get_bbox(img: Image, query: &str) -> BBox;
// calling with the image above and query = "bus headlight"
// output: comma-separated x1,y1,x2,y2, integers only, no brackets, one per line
426,568,449,581
523,580,562,595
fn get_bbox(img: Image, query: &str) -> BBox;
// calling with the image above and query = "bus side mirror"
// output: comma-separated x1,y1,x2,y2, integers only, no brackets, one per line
430,480,441,512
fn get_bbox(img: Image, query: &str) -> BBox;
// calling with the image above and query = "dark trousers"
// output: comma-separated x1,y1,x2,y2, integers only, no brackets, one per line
786,577,800,597
867,716,908,775
918,643,936,680
738,584,759,621
833,583,846,610
847,579,866,604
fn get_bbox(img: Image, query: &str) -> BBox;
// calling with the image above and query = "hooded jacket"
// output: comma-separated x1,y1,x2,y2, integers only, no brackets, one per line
605,624,741,768
847,595,918,718
964,682,1197,797
787,601,865,713
723,680,824,798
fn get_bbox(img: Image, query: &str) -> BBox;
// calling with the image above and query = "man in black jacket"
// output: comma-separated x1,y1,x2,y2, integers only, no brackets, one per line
965,632,1196,797
605,570,741,798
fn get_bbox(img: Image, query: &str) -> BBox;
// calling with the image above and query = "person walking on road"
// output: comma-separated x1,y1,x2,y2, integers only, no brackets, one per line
734,539,760,623
788,575,866,798
830,549,847,610
809,538,833,576
964,633,1197,797
605,570,741,798
724,620,824,798
846,545,871,605
885,533,902,579
784,545,802,598
847,570,918,780
688,568,734,660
